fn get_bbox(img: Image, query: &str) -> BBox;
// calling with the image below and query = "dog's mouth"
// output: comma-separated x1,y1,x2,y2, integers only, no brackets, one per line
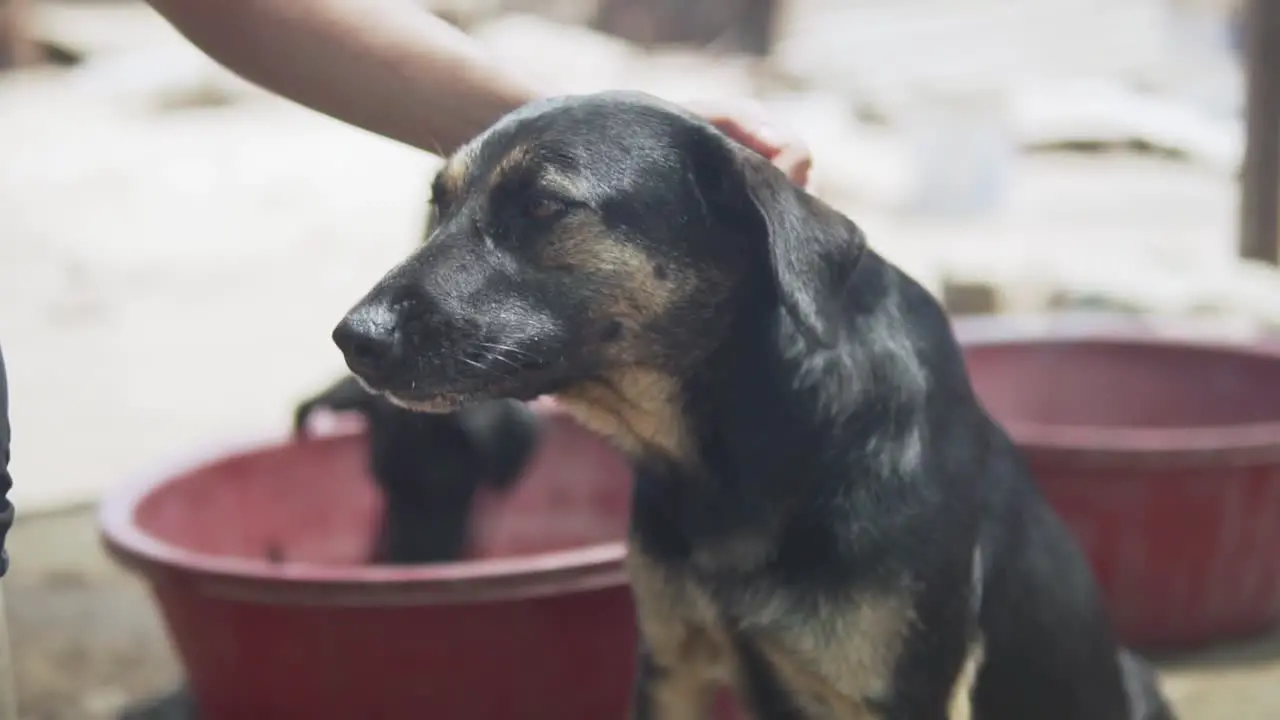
354,350,573,414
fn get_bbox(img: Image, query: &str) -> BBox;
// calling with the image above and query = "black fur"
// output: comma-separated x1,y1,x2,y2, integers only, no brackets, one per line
330,91,1176,720
294,376,538,564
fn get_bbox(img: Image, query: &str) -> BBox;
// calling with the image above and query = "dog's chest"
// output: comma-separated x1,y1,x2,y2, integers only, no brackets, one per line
628,454,779,567
627,547,913,719
624,461,775,688
627,462,914,718
627,550,740,685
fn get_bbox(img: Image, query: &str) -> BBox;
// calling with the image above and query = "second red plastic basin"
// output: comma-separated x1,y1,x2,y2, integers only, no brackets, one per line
957,314,1280,651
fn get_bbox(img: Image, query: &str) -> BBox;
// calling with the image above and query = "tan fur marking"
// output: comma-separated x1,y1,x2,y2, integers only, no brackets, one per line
488,144,533,190
544,217,681,324
437,146,474,200
554,367,694,463
627,551,736,719
751,595,914,719
947,640,984,720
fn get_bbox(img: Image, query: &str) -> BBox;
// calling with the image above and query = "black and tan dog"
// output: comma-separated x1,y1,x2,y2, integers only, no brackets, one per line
329,91,1175,720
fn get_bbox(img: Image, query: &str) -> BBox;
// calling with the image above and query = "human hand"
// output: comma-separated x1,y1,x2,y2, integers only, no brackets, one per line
686,99,812,189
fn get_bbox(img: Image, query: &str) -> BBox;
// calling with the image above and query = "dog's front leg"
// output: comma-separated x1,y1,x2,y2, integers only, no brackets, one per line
630,642,661,720
630,640,717,720
627,553,723,720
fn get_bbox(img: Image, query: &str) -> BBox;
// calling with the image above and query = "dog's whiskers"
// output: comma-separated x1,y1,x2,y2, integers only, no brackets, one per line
478,342,536,360
480,350,521,371
476,342,547,376
458,355,490,373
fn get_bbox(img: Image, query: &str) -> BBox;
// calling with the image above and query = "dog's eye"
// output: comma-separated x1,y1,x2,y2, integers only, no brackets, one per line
524,196,567,221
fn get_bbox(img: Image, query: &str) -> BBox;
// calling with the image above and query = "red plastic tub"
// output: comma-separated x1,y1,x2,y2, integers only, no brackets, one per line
100,401,648,719
955,313,1280,652
102,400,748,719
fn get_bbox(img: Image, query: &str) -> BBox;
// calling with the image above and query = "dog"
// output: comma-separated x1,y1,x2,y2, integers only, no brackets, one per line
293,376,539,563
292,189,542,566
328,91,1176,720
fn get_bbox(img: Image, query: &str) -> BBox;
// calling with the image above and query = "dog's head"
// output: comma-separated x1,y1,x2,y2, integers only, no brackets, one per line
333,91,864,415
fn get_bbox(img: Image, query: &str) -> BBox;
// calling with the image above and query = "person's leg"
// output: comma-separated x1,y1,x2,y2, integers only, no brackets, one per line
0,344,13,577
0,345,17,719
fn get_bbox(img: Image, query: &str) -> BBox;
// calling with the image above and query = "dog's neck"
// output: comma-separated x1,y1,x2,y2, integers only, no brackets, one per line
552,367,695,462
686,249,931,488
556,249,932,499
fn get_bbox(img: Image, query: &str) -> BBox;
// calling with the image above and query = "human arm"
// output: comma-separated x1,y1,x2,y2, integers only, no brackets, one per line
146,0,539,155
144,0,812,177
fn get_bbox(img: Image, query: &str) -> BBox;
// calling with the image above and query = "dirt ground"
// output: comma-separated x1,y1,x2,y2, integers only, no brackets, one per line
5,509,179,720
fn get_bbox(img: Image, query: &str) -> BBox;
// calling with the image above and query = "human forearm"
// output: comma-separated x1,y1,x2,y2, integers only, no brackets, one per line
147,0,542,155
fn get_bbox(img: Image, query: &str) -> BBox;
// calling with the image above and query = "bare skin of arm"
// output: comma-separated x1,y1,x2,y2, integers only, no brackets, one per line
147,0,538,155
145,0,810,182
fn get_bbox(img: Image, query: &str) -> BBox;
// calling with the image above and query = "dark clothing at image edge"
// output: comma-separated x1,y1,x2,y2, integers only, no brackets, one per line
0,345,13,577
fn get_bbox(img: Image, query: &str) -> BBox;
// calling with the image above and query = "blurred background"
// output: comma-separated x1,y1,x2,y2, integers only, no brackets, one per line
1,0,1277,718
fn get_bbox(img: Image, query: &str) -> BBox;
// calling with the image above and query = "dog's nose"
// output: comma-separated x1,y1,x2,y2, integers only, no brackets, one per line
333,301,400,384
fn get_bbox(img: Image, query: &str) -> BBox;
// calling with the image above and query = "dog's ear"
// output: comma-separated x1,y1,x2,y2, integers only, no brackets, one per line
688,126,865,348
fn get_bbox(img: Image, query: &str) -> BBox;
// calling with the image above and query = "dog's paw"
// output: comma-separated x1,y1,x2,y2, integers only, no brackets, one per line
292,375,374,439
292,400,320,440
1119,648,1178,720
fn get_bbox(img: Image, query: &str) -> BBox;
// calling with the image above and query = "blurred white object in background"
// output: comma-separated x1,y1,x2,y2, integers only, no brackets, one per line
904,80,1012,218
773,0,1170,117
1013,78,1243,173
773,0,1171,217
1161,0,1244,120
469,13,635,95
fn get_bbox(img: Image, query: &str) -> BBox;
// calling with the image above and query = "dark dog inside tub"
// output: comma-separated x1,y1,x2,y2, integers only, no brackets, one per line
331,91,1176,720
293,375,538,564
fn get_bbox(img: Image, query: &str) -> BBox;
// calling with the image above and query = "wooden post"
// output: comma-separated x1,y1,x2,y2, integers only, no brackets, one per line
0,0,37,70
1240,0,1280,263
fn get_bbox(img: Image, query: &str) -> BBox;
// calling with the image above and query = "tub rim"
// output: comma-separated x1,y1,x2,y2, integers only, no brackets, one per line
951,312,1280,466
98,426,631,607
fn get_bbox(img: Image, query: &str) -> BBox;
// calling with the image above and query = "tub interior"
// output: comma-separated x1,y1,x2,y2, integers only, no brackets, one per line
133,414,633,567
963,340,1280,430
